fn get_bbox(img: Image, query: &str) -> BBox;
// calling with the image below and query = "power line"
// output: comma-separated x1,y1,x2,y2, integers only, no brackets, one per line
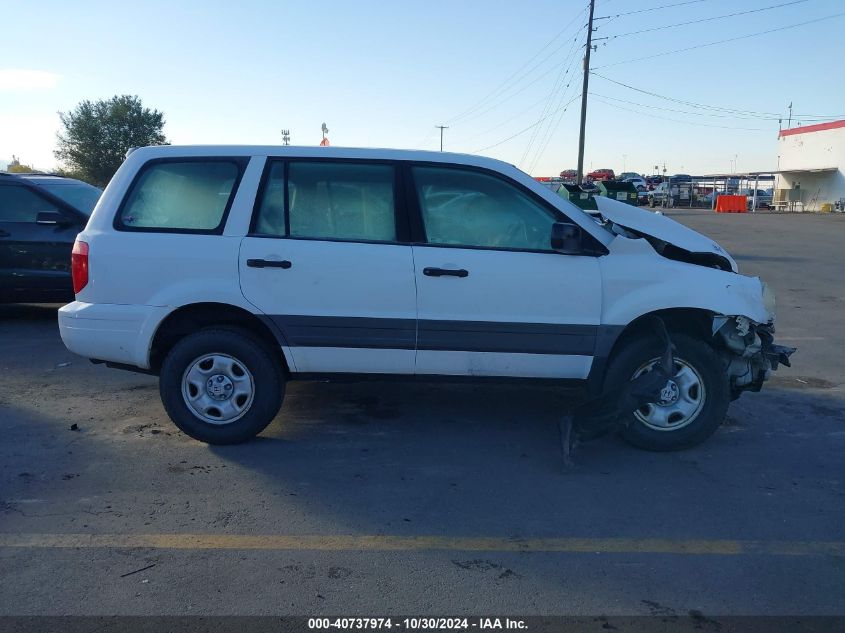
596,0,809,40
595,0,711,19
448,93,564,146
445,3,589,125
472,94,582,154
591,72,845,120
591,11,845,69
524,33,589,173
453,52,580,127
527,79,582,174
590,95,768,130
519,32,585,168
589,92,776,120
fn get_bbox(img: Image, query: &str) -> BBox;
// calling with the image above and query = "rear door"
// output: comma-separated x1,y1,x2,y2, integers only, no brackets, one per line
239,159,417,374
408,164,602,379
0,182,84,302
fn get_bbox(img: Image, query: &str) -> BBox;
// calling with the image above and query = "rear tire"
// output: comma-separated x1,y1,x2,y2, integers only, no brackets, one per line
159,327,284,444
605,333,730,451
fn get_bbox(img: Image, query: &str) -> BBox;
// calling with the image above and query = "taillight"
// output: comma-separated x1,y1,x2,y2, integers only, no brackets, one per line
71,240,89,294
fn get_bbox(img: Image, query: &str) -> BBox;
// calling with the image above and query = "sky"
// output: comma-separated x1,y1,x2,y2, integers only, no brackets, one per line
2,0,845,177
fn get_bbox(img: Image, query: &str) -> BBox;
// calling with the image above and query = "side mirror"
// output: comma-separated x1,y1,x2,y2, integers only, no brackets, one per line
551,222,582,255
36,211,70,226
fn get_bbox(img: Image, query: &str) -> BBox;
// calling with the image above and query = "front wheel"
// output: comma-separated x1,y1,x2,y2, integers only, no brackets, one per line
605,334,730,451
159,328,284,444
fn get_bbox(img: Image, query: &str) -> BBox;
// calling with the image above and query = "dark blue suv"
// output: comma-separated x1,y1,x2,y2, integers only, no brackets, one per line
0,173,101,303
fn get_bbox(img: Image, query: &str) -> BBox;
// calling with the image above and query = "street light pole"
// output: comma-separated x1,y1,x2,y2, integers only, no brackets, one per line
576,0,596,185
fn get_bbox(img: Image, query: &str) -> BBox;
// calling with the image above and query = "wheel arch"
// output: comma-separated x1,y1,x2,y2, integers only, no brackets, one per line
588,308,715,397
149,302,292,374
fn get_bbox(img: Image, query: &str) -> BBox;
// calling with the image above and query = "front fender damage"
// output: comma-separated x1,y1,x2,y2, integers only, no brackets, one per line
713,315,796,396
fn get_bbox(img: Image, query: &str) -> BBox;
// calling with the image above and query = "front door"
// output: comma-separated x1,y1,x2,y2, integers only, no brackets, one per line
408,165,602,378
239,160,417,374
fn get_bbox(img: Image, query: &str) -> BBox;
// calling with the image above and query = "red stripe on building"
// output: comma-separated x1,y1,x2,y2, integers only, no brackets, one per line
779,119,845,138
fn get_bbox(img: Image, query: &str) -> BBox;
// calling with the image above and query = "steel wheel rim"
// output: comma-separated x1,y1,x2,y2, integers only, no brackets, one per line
181,353,255,425
631,357,706,432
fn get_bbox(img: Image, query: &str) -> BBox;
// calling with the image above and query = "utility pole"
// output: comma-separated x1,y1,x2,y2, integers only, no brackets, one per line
576,0,596,185
787,102,793,129
281,129,290,146
435,125,449,151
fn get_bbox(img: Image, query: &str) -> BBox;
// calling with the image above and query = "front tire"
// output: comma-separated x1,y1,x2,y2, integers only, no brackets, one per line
605,334,730,451
159,328,284,444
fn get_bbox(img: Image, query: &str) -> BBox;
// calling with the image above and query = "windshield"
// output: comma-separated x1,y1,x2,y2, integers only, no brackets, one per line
39,182,102,214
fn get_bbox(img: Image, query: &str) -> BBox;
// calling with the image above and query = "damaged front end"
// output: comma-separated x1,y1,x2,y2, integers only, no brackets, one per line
713,315,796,397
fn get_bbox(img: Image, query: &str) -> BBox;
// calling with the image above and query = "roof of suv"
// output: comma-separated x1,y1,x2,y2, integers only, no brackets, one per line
129,145,516,171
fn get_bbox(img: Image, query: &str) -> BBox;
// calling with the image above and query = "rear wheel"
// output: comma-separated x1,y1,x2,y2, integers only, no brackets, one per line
159,328,284,444
605,334,730,451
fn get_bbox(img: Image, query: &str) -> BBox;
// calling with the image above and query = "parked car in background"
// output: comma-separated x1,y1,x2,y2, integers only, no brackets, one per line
559,169,578,182
617,172,641,181
700,190,720,205
59,145,793,449
647,182,671,207
536,177,564,193
623,177,648,191
0,173,101,303
587,168,615,181
743,189,773,209
645,175,663,190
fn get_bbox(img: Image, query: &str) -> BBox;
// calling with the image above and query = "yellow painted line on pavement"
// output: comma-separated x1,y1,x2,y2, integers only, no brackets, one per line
0,533,843,556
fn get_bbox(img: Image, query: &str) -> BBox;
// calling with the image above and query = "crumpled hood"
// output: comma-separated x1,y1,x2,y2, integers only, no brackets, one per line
594,196,738,272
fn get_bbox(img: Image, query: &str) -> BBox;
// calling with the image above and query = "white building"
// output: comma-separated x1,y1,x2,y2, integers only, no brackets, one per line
776,119,845,211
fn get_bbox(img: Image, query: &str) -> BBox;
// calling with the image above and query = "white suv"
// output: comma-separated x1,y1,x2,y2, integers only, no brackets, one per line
59,146,793,448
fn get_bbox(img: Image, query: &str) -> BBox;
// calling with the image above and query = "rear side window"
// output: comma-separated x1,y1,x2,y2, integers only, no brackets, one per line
253,161,396,242
117,160,242,232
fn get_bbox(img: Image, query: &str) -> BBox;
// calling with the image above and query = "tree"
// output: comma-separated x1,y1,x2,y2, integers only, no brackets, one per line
55,95,168,186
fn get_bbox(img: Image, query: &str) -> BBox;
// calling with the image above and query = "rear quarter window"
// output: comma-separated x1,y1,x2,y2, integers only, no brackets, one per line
116,160,244,232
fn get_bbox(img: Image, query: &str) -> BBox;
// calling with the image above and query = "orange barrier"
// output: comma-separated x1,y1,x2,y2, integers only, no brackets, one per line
715,195,747,213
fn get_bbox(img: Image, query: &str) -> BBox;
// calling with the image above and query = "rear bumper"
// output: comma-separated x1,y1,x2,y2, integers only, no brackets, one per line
58,302,168,369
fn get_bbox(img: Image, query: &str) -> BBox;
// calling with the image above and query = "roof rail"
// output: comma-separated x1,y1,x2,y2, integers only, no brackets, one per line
1,170,63,177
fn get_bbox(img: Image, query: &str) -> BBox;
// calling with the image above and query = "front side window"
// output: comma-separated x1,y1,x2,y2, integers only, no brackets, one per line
286,162,396,242
412,166,556,251
117,161,241,231
0,185,60,223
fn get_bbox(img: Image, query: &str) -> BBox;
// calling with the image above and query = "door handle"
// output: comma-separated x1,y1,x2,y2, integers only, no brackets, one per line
247,258,292,269
0,230,10,238
423,267,468,278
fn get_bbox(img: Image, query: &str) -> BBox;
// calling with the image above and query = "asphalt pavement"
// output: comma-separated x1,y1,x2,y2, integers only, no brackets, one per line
1,209,843,618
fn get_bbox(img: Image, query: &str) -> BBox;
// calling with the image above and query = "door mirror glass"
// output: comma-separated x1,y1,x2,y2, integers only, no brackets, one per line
551,222,582,254
36,211,69,226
